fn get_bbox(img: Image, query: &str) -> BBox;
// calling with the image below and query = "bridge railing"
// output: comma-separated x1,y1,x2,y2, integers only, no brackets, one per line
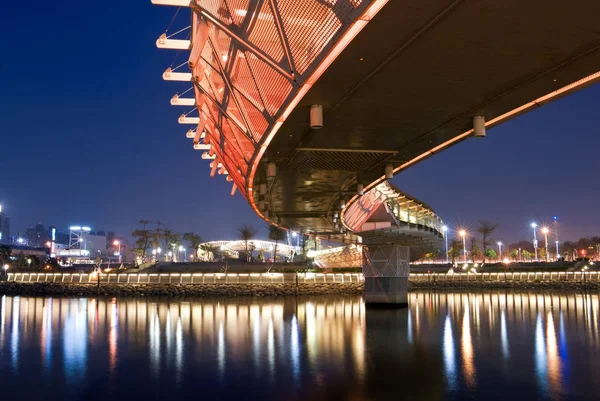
6,271,600,284
6,272,365,284
410,271,600,282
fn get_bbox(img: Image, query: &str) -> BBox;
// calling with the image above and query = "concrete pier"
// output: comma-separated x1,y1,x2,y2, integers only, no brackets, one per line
362,245,410,308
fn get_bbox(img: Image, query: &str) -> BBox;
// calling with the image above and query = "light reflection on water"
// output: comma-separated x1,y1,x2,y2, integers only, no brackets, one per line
0,293,598,400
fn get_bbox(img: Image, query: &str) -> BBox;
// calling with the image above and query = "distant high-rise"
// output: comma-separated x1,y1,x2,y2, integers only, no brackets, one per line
0,206,10,244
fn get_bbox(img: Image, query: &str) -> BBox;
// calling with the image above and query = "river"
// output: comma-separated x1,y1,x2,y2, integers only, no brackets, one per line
0,292,598,400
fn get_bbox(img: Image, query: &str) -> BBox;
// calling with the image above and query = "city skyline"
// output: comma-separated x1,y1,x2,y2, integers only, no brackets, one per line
1,2,599,245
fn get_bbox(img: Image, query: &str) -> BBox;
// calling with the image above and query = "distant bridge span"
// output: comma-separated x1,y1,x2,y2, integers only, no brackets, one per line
153,0,600,254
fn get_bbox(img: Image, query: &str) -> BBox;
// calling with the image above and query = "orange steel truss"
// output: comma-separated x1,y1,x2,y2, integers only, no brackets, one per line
178,0,386,201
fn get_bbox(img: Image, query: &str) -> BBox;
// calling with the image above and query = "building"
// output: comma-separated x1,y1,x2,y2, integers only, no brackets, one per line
0,205,10,244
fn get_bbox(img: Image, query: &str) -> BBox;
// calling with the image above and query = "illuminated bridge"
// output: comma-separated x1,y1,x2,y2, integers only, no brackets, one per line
153,0,600,305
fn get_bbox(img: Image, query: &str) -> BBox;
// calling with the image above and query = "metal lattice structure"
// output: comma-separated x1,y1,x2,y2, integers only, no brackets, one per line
362,245,409,278
201,239,296,255
310,244,362,269
153,0,388,215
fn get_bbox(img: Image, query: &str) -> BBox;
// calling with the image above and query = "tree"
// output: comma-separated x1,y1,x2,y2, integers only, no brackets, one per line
477,221,498,264
267,225,286,270
238,224,257,262
485,248,497,261
469,239,481,263
132,219,152,263
0,245,11,265
509,249,519,260
448,240,462,266
522,250,533,261
183,232,202,262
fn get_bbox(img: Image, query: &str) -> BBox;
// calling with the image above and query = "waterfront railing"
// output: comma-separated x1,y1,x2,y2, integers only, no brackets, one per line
6,272,364,284
6,271,600,284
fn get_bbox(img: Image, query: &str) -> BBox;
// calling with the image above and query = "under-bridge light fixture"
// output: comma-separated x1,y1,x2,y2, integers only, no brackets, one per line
357,183,364,195
310,105,323,129
340,199,346,209
385,164,394,179
473,115,486,137
267,162,276,179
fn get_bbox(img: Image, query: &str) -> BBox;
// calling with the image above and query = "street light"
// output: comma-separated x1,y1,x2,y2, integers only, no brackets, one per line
542,227,549,262
179,245,186,262
497,242,503,261
27,258,31,268
442,225,449,264
459,230,467,262
553,216,559,260
531,223,538,261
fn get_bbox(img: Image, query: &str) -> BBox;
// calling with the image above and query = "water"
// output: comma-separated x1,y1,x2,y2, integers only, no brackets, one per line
0,292,599,400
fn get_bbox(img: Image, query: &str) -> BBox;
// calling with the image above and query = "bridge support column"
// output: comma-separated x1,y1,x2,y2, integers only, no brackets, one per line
362,245,409,308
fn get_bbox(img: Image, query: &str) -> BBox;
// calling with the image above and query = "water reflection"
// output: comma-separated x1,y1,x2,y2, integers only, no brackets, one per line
0,293,597,400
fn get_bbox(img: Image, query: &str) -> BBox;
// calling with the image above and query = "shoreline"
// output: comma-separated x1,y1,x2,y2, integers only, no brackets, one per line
0,279,599,297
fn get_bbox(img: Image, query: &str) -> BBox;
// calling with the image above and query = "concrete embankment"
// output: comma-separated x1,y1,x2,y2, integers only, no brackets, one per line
0,282,363,297
1,279,599,297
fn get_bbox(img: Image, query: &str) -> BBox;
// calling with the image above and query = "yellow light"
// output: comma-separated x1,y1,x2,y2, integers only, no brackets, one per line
459,230,466,237
541,227,549,234
113,240,120,246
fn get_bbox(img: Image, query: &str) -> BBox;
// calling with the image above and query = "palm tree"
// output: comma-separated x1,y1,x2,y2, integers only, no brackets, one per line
238,224,257,262
267,225,286,270
477,220,498,264
131,219,151,262
448,240,462,266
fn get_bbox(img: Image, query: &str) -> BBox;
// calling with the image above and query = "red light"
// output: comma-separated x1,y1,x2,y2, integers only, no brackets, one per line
581,250,586,255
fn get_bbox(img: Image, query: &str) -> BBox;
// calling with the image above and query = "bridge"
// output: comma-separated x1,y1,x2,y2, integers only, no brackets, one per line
152,0,600,305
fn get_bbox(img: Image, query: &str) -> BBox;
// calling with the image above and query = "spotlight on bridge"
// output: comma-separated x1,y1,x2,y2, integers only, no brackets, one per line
340,199,346,209
267,162,276,179
473,115,486,137
310,105,323,129
357,183,364,195
385,164,394,179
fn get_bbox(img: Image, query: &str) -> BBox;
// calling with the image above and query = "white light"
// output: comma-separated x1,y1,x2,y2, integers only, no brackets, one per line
168,251,173,256
531,222,537,228
2,264,8,270
70,226,82,231
291,232,297,238
157,247,162,253
113,240,120,246
497,242,503,246
442,225,448,232
79,238,84,242
17,238,24,244
82,226,91,231
179,246,184,251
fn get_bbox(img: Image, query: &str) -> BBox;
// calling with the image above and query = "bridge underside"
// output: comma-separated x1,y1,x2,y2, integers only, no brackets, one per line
258,0,600,243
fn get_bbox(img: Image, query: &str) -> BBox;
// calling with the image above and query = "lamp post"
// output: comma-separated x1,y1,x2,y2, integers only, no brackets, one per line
442,225,449,264
27,258,31,269
179,245,186,262
531,223,538,261
497,242,503,262
542,227,549,262
459,230,467,263
553,216,560,260
113,240,121,262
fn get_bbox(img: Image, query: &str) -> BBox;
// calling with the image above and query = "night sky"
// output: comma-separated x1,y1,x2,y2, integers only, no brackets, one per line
1,2,599,245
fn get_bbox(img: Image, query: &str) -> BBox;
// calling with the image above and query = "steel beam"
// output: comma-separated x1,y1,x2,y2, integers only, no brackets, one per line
163,69,192,81
151,0,192,6
157,37,191,50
